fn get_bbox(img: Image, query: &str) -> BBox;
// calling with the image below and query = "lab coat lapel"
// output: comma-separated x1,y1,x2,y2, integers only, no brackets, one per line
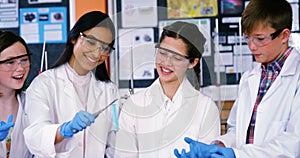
179,78,198,109
147,81,165,111
86,75,103,113
182,78,198,97
260,50,298,102
247,67,261,108
57,66,83,112
260,75,282,103
56,64,78,100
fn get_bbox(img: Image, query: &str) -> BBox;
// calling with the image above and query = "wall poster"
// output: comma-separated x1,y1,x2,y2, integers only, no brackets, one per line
19,7,67,44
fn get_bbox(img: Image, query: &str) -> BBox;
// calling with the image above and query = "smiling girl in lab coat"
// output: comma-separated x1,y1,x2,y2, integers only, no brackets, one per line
110,21,220,158
23,11,118,157
0,31,33,157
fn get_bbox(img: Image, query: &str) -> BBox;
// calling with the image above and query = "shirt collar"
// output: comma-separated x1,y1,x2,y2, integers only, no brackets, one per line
158,77,186,104
261,47,293,73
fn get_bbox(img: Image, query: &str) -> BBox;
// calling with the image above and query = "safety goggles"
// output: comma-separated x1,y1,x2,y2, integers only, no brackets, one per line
243,28,285,47
80,32,115,57
155,44,192,66
0,53,31,72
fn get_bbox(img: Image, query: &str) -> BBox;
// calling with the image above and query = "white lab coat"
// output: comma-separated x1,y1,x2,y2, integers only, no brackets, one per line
23,64,118,158
110,78,220,158
216,48,300,157
0,92,32,158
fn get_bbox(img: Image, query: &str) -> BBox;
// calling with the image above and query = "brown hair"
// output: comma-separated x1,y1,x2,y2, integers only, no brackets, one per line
0,30,31,95
242,0,292,34
160,21,206,83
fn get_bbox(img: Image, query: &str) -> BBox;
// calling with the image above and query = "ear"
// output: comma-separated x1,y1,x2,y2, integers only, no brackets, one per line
188,58,199,69
281,28,290,44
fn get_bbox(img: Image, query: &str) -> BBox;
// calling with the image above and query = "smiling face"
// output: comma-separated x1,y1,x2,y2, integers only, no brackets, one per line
156,37,198,87
69,27,113,75
245,23,290,67
0,42,30,93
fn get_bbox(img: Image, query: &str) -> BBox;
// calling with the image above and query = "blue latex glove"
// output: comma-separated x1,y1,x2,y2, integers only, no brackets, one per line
0,115,14,141
60,110,95,138
174,137,236,158
174,137,211,158
209,145,236,158
174,148,190,158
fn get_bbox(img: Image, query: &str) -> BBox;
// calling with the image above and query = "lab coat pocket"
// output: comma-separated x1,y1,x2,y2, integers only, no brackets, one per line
264,120,287,141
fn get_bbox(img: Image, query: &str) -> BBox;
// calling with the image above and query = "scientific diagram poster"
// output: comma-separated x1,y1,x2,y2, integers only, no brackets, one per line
167,0,218,18
0,0,19,28
118,28,155,80
19,7,67,44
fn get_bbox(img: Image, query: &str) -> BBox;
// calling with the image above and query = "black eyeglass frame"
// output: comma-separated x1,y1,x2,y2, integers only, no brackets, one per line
270,28,285,40
0,53,32,64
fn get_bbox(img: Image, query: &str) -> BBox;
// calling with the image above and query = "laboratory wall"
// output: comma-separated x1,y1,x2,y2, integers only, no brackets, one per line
0,0,107,86
110,0,300,99
109,0,300,134
0,0,299,134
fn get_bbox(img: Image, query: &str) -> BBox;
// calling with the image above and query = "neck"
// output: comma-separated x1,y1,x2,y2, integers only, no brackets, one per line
68,57,88,76
160,79,181,100
0,90,17,106
0,90,18,121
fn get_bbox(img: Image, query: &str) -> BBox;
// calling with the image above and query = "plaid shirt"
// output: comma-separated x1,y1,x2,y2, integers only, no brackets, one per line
246,47,293,144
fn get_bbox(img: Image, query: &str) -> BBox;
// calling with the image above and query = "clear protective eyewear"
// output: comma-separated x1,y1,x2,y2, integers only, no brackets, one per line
79,32,115,57
244,28,284,47
0,53,31,72
155,44,192,66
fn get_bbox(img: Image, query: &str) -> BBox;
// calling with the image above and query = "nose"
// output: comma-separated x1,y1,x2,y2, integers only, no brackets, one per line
164,56,173,66
15,62,25,71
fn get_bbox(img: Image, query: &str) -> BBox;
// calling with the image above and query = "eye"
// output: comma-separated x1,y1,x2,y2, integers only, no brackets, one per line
5,60,15,65
86,38,97,46
255,36,266,41
20,58,29,63
158,50,168,56
173,56,184,61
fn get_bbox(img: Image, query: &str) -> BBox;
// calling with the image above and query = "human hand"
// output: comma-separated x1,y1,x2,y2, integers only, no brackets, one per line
174,137,235,158
0,115,14,141
60,110,95,138
174,137,211,158
209,145,236,158
174,148,187,158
